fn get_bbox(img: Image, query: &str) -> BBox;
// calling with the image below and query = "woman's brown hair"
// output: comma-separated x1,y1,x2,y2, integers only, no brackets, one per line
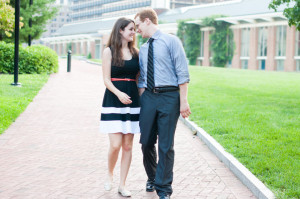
106,17,139,67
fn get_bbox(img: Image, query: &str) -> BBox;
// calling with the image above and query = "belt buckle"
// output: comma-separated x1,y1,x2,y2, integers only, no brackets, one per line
153,88,159,93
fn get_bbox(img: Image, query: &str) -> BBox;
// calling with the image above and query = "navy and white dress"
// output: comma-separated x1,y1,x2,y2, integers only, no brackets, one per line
100,57,140,134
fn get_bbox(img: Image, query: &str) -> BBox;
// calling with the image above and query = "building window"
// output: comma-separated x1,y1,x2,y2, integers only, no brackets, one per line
296,31,300,56
296,60,300,71
258,60,266,70
276,25,287,71
257,27,268,70
240,28,250,69
241,28,250,57
258,27,268,57
296,31,300,71
276,25,286,57
277,60,285,71
241,60,248,69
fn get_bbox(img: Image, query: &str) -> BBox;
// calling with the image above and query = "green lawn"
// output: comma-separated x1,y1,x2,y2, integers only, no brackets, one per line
0,74,49,135
188,66,300,198
90,59,102,64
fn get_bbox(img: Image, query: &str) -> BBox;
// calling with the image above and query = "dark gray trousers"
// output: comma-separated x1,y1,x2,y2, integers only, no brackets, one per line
139,90,180,196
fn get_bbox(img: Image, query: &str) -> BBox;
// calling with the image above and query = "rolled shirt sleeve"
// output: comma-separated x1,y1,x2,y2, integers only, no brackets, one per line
170,36,190,85
138,48,147,88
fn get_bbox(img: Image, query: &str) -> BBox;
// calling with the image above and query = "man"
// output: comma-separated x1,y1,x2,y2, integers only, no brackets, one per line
135,8,191,199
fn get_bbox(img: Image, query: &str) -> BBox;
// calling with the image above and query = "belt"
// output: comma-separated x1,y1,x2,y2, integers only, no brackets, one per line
146,86,179,93
111,78,136,81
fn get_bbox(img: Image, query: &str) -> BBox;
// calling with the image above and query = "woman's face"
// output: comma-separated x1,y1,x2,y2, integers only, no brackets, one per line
120,22,136,42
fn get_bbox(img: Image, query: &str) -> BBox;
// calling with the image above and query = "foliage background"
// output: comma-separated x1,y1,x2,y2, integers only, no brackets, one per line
1,0,58,43
269,0,300,31
177,19,201,65
0,0,16,39
177,16,234,67
202,15,234,67
0,42,58,74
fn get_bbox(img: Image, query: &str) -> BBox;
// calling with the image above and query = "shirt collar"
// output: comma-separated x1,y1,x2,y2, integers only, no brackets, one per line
147,30,161,43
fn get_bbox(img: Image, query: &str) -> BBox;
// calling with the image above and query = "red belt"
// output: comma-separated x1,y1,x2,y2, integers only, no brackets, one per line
111,78,136,81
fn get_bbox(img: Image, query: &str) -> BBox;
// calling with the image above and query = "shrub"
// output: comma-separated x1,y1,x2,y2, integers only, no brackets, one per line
87,52,92,59
0,42,14,73
0,42,58,74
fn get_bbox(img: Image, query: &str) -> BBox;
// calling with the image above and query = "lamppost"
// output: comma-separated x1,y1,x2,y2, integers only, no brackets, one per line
12,0,21,86
28,0,33,46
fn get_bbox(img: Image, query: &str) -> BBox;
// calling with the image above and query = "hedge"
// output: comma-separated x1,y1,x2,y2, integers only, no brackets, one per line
0,42,58,74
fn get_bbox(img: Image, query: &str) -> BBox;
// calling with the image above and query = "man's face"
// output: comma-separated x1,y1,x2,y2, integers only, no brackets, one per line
135,17,148,38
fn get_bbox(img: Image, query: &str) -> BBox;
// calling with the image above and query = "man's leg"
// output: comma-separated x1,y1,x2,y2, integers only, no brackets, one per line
141,122,158,183
154,91,180,197
139,91,158,191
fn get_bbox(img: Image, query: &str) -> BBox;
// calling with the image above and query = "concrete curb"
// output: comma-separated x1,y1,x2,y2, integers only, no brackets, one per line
180,117,275,199
86,60,102,66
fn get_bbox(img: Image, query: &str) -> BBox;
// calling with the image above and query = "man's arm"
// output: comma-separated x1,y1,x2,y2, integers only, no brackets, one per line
170,36,190,85
139,88,145,96
138,47,146,95
179,83,191,118
170,35,191,118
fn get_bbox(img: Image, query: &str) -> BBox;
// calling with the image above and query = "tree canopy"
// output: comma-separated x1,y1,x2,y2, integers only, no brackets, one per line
0,0,15,39
2,0,58,43
269,0,300,31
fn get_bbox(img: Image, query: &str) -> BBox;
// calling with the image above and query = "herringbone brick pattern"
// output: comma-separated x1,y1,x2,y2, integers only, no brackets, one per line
0,59,255,199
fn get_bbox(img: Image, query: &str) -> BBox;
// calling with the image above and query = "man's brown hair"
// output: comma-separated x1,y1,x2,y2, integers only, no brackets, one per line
135,8,158,25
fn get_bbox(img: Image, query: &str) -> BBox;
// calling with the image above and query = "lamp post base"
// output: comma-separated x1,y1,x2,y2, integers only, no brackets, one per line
11,82,22,87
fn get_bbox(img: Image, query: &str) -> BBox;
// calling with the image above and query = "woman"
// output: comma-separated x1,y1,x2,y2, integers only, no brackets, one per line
100,17,140,197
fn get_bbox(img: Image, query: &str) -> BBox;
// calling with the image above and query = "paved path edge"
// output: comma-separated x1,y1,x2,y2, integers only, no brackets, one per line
179,117,275,199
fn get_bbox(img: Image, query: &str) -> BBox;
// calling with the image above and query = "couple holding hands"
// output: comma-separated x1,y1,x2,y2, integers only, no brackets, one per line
100,8,191,199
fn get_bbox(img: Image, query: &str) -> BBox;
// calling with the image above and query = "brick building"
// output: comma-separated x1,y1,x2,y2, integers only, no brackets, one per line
43,0,300,71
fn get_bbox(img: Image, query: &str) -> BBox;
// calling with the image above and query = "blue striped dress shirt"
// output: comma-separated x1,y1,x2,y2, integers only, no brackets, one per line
138,30,190,88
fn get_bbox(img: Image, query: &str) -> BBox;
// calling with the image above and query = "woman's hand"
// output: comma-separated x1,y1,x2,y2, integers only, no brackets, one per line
117,92,132,104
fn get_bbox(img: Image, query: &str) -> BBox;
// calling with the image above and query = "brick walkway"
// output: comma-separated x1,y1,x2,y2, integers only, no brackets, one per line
0,59,255,199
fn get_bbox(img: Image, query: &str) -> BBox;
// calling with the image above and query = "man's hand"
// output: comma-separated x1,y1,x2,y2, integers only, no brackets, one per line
180,101,191,118
139,88,145,96
179,83,191,118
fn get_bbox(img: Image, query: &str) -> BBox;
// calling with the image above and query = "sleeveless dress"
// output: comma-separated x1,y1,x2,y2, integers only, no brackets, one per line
100,57,140,134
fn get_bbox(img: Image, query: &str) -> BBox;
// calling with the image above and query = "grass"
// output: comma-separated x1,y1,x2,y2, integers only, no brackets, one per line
188,66,300,199
90,59,102,64
0,74,49,135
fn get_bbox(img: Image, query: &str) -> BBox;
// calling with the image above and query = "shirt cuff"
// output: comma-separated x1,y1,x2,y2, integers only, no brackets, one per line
138,83,146,88
178,77,190,85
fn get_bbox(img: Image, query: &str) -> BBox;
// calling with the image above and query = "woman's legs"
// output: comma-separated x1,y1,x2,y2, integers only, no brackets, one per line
107,133,123,183
119,133,134,189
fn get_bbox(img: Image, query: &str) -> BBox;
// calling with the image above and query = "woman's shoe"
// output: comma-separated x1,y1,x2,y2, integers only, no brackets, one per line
104,182,112,191
118,187,132,197
104,175,113,191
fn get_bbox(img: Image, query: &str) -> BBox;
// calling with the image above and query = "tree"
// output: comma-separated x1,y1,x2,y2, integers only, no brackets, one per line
0,0,15,39
202,16,234,67
269,0,300,31
3,0,58,43
177,20,202,65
